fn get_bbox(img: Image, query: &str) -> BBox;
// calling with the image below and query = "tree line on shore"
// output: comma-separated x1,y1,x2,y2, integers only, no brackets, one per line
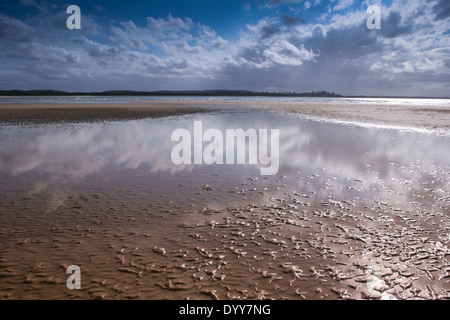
0,89,342,97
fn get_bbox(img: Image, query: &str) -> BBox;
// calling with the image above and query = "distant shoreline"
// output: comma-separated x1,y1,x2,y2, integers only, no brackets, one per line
1,89,449,99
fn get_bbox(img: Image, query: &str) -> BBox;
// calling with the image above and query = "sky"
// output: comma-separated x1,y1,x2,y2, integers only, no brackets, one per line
0,0,449,96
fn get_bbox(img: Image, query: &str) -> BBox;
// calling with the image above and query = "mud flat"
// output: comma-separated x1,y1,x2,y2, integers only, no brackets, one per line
1,99,449,132
0,103,449,300
0,103,214,124
1,168,449,300
132,99,450,134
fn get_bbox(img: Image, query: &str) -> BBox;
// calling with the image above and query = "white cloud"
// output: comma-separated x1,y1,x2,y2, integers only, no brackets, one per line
0,1,448,96
333,0,354,11
263,41,316,65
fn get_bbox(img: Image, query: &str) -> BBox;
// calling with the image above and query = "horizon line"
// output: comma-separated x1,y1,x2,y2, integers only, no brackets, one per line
0,89,449,100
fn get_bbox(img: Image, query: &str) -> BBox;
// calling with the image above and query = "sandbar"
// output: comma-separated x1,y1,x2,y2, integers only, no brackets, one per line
0,100,449,133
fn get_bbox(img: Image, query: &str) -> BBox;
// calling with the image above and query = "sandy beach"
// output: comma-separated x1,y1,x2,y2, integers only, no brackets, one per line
0,103,214,124
138,99,450,133
2,0,449,305
0,100,449,132
0,99,449,300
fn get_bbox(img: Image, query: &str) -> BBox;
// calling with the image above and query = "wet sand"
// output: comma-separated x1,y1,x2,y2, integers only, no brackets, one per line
0,103,215,124
132,99,450,133
0,101,449,300
0,100,449,131
1,163,449,300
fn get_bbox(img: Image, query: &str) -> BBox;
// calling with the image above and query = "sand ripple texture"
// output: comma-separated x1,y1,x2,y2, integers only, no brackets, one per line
0,170,449,300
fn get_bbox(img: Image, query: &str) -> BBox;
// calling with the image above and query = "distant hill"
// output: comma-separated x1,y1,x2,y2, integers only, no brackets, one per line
0,89,343,98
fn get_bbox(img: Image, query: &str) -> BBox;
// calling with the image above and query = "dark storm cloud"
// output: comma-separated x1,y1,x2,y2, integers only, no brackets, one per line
300,24,382,59
380,11,414,38
0,13,36,42
433,0,450,20
72,37,122,59
261,24,281,38
279,13,306,26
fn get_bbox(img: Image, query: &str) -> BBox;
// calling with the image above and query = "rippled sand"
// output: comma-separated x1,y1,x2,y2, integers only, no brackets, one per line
1,170,449,300
0,103,449,300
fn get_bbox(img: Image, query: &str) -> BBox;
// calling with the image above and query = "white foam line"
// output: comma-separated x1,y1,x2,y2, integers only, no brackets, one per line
282,111,450,137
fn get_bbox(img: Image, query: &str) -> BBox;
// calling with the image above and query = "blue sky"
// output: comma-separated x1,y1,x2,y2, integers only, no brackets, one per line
0,0,449,96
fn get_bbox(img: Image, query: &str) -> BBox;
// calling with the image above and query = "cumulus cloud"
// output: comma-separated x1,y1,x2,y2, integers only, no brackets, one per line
0,1,448,96
333,0,355,11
